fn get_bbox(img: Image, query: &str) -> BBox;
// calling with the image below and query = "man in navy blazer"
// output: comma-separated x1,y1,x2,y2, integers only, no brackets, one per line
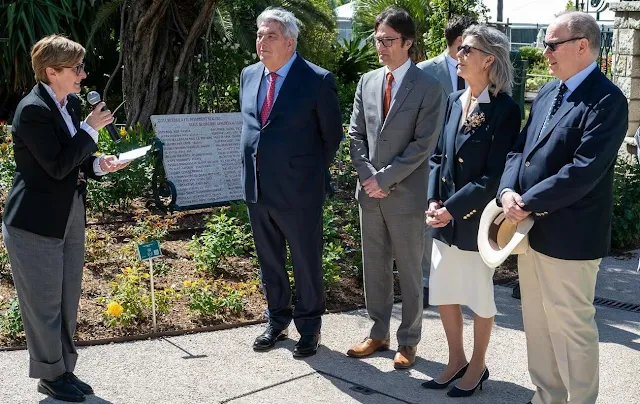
498,12,628,404
239,7,342,358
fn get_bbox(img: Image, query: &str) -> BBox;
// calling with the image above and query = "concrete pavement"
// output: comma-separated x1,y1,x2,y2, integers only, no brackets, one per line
0,251,638,404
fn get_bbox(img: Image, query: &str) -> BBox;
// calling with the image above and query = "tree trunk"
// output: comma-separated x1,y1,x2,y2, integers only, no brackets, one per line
122,0,217,128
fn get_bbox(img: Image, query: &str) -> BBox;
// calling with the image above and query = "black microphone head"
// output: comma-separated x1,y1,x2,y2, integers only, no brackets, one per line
87,91,101,106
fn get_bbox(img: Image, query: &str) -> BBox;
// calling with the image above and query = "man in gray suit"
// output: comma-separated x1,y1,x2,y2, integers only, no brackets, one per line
346,7,446,369
416,15,476,307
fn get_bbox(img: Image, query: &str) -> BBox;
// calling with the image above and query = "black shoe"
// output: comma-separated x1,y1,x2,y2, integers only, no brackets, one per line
422,363,468,389
64,372,94,395
512,283,521,300
293,334,320,358
253,326,288,351
447,367,489,397
423,287,430,308
37,375,86,402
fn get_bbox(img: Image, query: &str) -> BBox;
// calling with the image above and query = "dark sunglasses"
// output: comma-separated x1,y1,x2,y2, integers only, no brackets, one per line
63,62,86,75
457,45,490,56
543,37,585,52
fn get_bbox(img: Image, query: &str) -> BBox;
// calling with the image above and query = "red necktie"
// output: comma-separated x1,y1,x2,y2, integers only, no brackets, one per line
383,72,394,119
260,72,279,126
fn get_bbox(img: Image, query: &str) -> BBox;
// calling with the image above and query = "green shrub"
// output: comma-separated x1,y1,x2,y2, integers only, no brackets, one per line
0,297,23,339
189,206,253,274
98,265,176,329
518,47,545,67
612,157,640,250
86,124,155,214
182,280,245,316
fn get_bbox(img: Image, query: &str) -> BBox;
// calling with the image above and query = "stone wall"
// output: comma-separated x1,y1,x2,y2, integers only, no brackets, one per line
611,1,640,156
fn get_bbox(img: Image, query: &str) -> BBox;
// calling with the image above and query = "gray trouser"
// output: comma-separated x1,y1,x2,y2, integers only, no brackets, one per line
2,191,85,379
360,206,424,346
422,224,432,287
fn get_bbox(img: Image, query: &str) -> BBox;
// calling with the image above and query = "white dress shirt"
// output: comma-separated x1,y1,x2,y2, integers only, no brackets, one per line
458,85,491,130
446,54,467,92
384,58,412,102
41,83,107,176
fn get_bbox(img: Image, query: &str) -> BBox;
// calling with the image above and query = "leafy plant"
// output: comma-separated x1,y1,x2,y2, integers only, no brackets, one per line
323,242,344,289
0,125,15,211
86,124,155,214
85,228,114,263
99,265,176,328
189,206,253,274
612,157,640,250
182,279,246,316
518,46,545,67
0,297,23,339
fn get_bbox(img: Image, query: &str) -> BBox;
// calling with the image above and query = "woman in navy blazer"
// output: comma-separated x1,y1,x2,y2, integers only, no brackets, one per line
422,26,521,397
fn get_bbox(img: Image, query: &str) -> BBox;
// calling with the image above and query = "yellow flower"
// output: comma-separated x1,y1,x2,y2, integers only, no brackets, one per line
119,127,127,137
183,280,192,288
107,302,124,317
142,273,150,279
123,267,132,274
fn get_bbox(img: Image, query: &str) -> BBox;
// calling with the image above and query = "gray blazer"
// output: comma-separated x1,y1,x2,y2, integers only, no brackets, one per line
417,52,454,94
349,63,446,214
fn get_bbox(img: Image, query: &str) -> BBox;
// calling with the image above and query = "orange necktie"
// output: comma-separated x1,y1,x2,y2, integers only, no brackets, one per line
383,72,394,119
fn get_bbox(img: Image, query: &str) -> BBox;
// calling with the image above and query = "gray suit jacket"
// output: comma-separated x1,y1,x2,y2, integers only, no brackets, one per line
349,63,447,214
417,52,454,94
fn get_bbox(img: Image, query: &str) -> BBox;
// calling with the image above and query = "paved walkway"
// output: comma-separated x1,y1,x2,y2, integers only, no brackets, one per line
0,252,639,404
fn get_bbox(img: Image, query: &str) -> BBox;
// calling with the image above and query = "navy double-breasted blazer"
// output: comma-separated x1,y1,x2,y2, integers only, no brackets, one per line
429,89,521,251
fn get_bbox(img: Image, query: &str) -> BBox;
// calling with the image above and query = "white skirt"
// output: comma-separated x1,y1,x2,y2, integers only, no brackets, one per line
429,239,497,318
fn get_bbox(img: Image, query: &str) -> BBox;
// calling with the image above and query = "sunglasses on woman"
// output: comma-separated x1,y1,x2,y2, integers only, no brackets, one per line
457,45,490,56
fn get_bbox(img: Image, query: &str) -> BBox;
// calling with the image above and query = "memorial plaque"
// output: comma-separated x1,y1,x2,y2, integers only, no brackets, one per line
150,113,243,208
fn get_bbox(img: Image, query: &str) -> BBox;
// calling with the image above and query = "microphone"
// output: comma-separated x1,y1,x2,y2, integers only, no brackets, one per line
87,91,121,143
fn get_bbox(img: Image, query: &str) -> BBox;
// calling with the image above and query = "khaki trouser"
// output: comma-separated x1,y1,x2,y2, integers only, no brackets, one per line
518,249,600,404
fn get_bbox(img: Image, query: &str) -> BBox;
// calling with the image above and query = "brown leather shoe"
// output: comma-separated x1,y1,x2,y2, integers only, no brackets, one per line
346,338,390,358
393,345,417,369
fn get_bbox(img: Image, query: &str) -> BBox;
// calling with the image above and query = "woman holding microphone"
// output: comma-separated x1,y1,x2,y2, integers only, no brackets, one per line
2,35,128,402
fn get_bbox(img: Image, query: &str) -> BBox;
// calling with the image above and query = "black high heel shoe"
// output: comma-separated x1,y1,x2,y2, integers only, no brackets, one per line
421,363,469,390
447,367,489,397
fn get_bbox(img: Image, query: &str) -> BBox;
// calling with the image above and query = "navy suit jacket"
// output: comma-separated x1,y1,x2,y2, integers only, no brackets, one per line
429,90,521,251
239,54,342,210
498,68,628,260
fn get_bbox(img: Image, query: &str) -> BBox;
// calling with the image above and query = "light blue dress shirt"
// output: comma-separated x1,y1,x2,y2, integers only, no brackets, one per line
561,61,597,102
257,53,297,113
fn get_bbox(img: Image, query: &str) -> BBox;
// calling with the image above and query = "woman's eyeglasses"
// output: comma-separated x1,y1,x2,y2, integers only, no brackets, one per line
542,37,585,52
63,63,86,75
457,45,490,56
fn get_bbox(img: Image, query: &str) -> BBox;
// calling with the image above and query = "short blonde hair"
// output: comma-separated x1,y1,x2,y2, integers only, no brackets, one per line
31,35,85,84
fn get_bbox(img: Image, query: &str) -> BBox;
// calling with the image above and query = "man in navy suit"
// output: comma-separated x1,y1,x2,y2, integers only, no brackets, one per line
498,12,628,404
239,7,342,357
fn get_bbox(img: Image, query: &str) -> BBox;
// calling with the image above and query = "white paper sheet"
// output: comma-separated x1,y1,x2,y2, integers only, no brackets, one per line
115,145,152,163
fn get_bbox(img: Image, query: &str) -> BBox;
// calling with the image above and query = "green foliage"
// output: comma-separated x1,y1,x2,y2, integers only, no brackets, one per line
612,157,640,250
0,297,24,340
99,265,176,329
0,0,97,93
424,0,487,59
322,242,344,289
0,125,15,211
129,215,176,243
526,61,553,92
0,236,10,281
352,0,486,61
86,124,155,214
189,204,253,274
85,228,114,263
518,47,545,67
182,280,246,316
